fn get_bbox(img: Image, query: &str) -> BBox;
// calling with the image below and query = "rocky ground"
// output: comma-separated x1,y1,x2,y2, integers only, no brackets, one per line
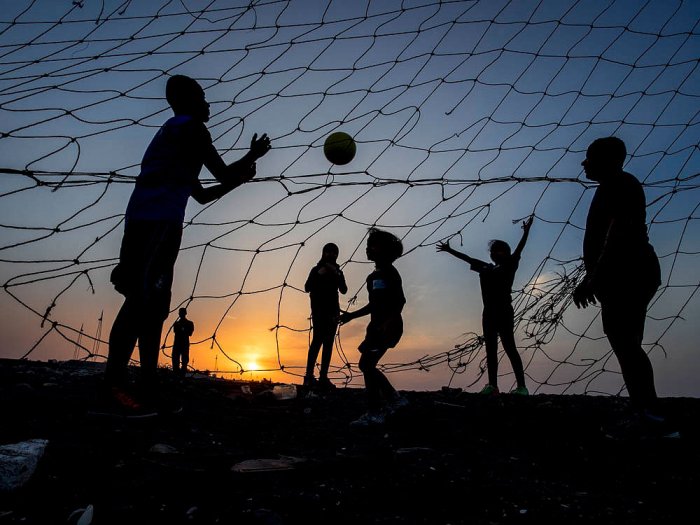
1,358,699,524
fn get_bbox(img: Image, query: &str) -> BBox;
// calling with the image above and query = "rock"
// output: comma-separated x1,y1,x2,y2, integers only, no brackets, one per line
231,456,305,473
149,443,179,454
0,439,49,492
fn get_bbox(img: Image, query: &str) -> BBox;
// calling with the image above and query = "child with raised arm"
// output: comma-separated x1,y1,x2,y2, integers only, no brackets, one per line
104,74,271,416
304,242,348,391
340,228,407,426
437,217,533,395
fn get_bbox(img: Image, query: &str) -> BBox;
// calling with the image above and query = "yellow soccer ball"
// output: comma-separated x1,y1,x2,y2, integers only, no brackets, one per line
323,131,356,165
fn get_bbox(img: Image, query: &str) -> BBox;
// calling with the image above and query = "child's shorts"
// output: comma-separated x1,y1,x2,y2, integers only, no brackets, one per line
358,316,403,353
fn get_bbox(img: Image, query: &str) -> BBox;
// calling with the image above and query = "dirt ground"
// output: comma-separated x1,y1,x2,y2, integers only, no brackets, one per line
1,358,698,524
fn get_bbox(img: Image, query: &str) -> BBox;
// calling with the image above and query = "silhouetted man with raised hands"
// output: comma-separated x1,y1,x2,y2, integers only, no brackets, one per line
103,75,271,417
573,136,677,439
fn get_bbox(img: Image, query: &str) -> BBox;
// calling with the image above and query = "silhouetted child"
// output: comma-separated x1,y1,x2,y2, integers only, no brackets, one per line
304,243,348,390
437,217,533,395
172,308,194,377
340,228,407,426
104,74,271,416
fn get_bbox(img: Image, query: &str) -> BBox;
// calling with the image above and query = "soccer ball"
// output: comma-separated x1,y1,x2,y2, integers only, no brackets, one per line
323,131,356,165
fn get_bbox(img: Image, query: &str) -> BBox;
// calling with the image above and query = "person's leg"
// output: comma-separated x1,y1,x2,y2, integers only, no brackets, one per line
137,309,166,390
602,296,657,411
105,297,141,387
305,325,323,381
497,308,526,388
319,321,336,380
181,345,189,375
358,347,392,411
172,345,181,374
482,312,499,388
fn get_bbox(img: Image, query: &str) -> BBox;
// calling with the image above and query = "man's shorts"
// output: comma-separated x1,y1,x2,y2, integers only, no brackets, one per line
110,220,182,321
594,246,660,340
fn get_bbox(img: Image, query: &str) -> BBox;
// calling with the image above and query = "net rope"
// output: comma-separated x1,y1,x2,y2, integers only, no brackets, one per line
1,0,699,394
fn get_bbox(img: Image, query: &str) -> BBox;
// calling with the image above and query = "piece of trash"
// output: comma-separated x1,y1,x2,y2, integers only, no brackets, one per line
232,456,305,473
395,447,434,456
272,384,297,400
68,507,88,524
253,508,286,525
77,505,94,525
433,401,466,409
149,443,179,455
0,439,49,492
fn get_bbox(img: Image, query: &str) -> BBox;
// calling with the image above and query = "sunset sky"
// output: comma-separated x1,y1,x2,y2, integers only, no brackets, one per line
1,0,699,397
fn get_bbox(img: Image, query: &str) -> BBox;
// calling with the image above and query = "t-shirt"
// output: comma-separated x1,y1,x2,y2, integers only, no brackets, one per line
366,265,406,322
361,264,406,350
125,115,217,224
173,318,194,347
470,255,520,312
583,171,657,286
305,262,347,317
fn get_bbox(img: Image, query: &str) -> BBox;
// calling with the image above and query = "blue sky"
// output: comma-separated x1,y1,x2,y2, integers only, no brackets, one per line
1,0,699,396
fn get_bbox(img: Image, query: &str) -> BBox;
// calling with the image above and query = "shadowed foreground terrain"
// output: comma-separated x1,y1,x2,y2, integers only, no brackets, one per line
1,358,698,524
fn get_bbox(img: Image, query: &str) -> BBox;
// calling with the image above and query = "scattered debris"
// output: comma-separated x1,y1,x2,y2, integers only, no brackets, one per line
232,456,306,473
272,384,297,400
0,439,48,492
149,443,180,455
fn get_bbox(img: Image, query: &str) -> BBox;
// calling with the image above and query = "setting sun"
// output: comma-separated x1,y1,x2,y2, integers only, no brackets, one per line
245,356,260,372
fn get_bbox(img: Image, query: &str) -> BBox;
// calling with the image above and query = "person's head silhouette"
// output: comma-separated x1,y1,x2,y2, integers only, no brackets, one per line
582,136,626,183
488,239,511,265
366,228,403,264
179,308,187,319
166,75,210,122
321,242,339,264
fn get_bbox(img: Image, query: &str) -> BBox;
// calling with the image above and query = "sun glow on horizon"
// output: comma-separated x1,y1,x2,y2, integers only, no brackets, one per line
244,354,260,372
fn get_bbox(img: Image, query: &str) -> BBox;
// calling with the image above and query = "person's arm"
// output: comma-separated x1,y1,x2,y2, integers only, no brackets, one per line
339,304,371,324
436,240,477,265
190,133,271,204
304,267,318,293
574,216,614,309
204,133,271,185
337,267,348,295
512,216,533,259
190,163,256,204
574,216,616,308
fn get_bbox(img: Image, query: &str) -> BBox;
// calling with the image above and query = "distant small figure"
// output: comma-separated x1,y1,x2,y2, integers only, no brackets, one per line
437,216,533,396
340,228,407,426
172,308,194,377
303,243,348,391
103,74,271,416
573,137,676,439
